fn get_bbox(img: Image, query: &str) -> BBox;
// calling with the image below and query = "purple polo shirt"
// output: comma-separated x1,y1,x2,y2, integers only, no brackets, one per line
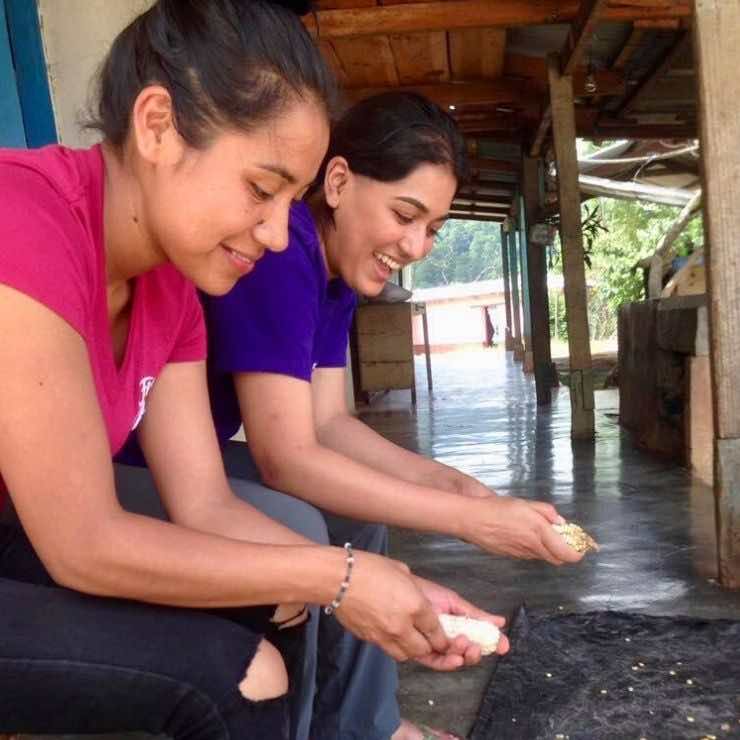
203,201,357,444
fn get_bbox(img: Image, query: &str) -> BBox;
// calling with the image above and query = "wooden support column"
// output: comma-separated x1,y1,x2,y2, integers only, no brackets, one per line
506,220,524,361
517,199,535,373
695,0,740,589
500,225,515,351
522,155,555,405
548,53,594,439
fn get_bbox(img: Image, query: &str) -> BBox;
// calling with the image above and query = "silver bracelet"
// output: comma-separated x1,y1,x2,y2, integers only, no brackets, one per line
324,542,354,615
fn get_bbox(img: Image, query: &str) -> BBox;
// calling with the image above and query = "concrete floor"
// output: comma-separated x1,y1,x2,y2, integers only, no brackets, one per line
357,348,740,738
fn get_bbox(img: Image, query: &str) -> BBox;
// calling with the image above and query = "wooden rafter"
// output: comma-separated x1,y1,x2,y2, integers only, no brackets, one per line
451,203,511,213
611,26,645,71
448,213,505,223
304,1,691,40
461,183,516,196
563,0,609,76
458,186,517,197
530,0,608,157
584,122,698,139
465,158,518,173
504,54,626,97
619,31,691,115
343,80,528,108
453,198,512,208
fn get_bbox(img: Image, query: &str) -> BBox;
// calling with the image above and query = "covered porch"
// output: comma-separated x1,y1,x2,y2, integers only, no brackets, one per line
360,348,740,736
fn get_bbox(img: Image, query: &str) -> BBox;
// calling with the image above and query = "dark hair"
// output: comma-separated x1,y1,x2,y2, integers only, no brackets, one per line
88,0,337,149
308,92,468,225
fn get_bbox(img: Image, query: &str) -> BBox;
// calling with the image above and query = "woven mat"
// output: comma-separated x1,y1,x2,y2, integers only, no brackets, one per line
469,607,740,740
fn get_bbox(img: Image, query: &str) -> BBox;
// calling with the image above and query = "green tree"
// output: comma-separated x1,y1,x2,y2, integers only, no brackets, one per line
410,219,502,288
549,197,704,340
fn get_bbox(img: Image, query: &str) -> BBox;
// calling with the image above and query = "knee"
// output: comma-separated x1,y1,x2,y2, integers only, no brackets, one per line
238,638,288,701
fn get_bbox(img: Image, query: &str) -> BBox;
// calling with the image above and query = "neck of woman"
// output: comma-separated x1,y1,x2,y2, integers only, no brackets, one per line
101,142,166,291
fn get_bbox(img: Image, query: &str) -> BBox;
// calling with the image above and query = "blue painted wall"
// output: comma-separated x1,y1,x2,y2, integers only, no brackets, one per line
0,0,25,147
5,0,56,146
0,0,56,149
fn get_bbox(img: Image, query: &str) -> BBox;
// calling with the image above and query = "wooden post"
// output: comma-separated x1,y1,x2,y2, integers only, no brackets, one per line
522,155,554,404
695,0,740,589
548,53,594,439
517,199,535,373
500,224,515,351
421,304,433,393
506,220,524,361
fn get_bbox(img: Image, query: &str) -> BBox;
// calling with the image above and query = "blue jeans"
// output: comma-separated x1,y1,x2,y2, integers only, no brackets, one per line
218,441,402,740
0,524,289,739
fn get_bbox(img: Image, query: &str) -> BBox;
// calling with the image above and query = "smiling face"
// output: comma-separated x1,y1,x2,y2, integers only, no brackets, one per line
322,161,458,296
136,95,330,296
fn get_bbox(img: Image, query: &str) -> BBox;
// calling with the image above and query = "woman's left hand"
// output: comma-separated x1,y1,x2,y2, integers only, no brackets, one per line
411,576,510,671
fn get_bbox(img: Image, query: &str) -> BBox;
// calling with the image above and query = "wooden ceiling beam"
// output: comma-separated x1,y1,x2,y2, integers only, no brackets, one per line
505,54,626,96
563,0,609,76
611,26,644,71
343,79,530,108
450,203,511,218
619,31,691,115
453,199,512,209
448,213,506,223
465,158,518,173
578,122,698,139
530,112,553,158
463,179,516,193
457,188,517,200
530,0,608,157
304,1,691,40
340,58,625,108
456,120,524,135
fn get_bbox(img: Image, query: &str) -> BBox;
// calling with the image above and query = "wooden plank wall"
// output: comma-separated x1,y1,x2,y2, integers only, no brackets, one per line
694,0,740,589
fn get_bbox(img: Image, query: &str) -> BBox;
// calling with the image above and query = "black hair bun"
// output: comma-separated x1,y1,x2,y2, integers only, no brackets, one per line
266,0,314,16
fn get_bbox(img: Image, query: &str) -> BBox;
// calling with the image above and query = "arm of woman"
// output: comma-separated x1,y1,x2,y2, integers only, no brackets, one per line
0,286,345,609
135,357,308,546
0,287,461,668
235,369,581,565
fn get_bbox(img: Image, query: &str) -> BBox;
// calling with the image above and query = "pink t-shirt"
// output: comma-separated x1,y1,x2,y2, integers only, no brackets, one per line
0,144,207,507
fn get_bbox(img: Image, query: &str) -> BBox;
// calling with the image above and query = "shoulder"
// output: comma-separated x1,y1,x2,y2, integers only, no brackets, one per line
0,144,99,206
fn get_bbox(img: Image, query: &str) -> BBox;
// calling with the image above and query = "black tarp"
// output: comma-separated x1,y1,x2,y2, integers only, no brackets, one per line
470,607,740,740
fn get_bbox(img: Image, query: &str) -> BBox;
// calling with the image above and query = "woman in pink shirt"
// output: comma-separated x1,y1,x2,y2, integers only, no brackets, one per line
0,1,507,738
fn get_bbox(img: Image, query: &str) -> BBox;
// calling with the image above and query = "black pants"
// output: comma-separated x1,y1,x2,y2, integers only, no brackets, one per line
0,524,291,739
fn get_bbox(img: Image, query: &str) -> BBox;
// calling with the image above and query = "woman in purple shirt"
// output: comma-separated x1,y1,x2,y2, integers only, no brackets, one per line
196,93,584,740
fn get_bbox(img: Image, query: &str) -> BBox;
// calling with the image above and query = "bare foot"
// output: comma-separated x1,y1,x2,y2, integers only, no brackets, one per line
391,718,461,740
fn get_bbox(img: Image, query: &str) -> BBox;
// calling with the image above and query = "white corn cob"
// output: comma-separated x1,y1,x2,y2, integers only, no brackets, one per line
438,614,501,656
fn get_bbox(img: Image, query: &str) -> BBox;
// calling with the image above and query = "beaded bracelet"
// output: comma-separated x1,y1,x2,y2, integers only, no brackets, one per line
324,542,354,615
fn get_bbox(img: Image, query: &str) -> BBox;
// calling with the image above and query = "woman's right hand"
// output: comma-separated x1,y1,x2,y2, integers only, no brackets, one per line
333,551,449,663
460,496,584,565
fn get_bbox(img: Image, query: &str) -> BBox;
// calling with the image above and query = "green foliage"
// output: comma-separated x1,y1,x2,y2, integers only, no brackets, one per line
549,291,568,342
409,220,503,289
549,197,704,340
